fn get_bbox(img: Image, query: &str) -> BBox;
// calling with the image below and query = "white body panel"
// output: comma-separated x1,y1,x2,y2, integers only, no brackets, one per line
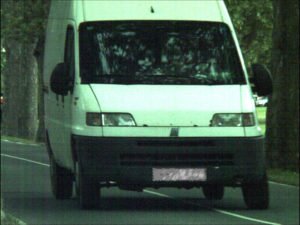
90,85,241,127
80,1,223,22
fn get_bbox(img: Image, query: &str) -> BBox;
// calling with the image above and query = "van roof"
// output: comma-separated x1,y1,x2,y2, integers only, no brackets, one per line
50,0,231,26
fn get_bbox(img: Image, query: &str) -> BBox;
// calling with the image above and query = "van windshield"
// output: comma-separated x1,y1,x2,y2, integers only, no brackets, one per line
79,21,246,85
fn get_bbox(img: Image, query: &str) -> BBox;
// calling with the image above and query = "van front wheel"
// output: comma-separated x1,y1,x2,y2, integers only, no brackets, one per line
242,174,269,209
49,155,73,199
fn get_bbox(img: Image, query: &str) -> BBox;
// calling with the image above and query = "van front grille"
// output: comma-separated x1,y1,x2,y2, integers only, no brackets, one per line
136,140,215,147
120,153,234,167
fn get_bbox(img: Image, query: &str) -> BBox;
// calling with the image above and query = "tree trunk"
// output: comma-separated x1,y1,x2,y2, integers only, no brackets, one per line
2,39,39,140
266,0,299,171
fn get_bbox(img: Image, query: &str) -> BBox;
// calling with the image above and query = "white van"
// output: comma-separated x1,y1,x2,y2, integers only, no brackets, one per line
44,0,272,209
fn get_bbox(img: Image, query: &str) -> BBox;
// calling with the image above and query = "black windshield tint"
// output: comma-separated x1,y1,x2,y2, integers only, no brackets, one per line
79,21,245,85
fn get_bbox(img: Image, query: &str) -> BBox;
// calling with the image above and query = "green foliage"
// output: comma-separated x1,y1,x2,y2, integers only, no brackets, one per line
1,0,50,44
225,0,273,69
256,107,266,134
1,49,5,73
268,169,299,186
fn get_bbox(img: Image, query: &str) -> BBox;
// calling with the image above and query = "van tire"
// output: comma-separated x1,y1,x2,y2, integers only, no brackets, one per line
242,174,269,209
202,185,224,200
76,162,100,209
49,154,73,199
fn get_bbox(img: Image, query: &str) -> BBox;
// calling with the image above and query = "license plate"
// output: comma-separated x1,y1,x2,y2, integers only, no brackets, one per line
152,168,207,181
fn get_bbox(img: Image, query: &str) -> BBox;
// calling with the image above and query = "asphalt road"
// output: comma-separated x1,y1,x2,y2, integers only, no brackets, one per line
1,140,299,225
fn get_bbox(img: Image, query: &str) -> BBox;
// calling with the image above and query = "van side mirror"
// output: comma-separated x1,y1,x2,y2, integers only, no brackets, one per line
250,64,273,96
50,63,70,96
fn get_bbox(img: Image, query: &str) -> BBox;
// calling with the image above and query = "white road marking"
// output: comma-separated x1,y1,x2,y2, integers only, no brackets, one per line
269,181,299,189
1,152,283,225
212,208,281,225
1,154,50,167
1,139,41,147
143,189,282,225
143,190,171,198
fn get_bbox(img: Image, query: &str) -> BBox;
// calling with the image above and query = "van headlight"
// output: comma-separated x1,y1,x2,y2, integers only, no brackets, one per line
86,113,136,126
102,113,136,126
210,113,255,127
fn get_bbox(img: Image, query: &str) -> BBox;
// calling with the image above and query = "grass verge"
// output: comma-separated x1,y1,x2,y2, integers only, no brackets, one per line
256,106,267,122
268,169,299,186
256,106,267,134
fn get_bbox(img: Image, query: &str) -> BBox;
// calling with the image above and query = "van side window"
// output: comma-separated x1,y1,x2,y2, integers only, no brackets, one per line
64,27,75,92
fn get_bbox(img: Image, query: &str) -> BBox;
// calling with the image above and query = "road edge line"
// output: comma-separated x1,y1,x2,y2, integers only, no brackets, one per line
213,208,281,225
1,139,42,147
268,181,299,189
1,154,49,167
144,189,281,225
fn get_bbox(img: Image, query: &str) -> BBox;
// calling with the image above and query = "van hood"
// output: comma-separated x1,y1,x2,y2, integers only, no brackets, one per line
90,85,242,127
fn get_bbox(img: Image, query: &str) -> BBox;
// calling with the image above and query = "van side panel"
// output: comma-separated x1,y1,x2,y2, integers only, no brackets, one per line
44,1,76,166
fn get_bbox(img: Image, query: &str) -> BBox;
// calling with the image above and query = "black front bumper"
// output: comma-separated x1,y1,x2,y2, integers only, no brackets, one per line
73,136,266,188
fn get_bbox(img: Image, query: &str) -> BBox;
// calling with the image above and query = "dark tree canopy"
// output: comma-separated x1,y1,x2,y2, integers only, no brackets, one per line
225,0,273,68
